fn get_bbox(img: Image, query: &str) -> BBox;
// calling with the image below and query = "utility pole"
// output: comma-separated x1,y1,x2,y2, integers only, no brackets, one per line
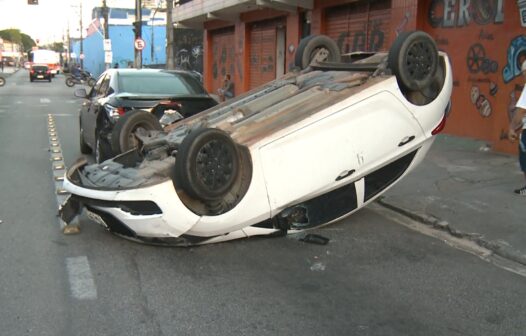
150,5,160,64
103,0,110,69
79,0,83,68
166,0,175,69
134,0,142,68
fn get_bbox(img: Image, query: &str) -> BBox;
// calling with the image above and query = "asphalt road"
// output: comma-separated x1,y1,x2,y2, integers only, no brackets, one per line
1,69,525,336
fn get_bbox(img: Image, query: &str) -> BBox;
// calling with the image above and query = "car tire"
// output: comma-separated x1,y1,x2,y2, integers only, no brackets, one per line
87,78,96,87
294,35,341,69
95,133,112,163
65,77,75,87
79,119,92,154
0,76,5,87
388,31,439,92
110,110,163,155
175,128,240,202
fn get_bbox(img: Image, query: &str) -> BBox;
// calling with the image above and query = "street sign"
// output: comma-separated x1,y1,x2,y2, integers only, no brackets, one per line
80,54,85,60
103,39,112,51
134,38,145,51
105,51,112,64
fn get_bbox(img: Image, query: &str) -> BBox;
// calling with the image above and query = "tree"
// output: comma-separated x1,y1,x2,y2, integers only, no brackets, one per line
0,29,36,51
0,29,22,44
20,33,36,51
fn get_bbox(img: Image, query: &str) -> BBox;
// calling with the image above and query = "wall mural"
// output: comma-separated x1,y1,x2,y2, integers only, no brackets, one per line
426,0,526,143
502,35,526,83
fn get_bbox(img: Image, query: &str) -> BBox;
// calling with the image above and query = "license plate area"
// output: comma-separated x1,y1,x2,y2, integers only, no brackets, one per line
85,208,108,228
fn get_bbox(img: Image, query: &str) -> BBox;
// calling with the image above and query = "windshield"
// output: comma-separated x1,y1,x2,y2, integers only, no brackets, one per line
117,71,206,96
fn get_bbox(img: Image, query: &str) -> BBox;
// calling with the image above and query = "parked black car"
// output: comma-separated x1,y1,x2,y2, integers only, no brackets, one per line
74,68,218,162
29,64,52,82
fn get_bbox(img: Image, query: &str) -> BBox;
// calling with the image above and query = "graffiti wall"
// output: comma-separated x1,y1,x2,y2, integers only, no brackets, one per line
174,28,203,76
422,0,524,153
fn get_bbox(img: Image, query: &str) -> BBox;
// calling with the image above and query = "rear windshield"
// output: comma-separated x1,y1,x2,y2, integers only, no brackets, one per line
118,71,206,95
32,66,48,71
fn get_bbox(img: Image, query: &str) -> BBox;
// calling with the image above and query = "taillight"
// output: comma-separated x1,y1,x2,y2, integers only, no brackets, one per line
104,104,127,119
431,114,447,135
46,70,51,74
30,70,34,74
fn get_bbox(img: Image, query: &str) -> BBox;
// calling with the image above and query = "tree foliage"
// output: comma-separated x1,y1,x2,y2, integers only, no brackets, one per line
20,33,36,51
0,29,36,51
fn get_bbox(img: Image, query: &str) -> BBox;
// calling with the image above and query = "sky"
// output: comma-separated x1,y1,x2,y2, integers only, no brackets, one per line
0,0,135,44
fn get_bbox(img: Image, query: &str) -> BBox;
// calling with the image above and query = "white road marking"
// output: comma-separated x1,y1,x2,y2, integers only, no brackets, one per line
66,256,98,300
40,98,51,104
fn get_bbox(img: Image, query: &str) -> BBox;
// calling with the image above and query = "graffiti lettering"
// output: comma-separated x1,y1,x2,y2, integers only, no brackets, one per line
428,0,504,28
479,29,494,40
336,21,386,53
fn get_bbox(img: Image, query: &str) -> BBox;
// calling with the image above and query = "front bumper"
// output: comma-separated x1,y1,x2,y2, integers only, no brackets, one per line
59,159,201,240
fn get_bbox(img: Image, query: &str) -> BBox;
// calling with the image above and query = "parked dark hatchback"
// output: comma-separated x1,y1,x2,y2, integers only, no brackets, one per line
75,69,218,162
29,64,52,82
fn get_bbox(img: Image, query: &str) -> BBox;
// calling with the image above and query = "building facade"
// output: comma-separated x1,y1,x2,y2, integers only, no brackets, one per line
72,7,168,77
173,0,526,154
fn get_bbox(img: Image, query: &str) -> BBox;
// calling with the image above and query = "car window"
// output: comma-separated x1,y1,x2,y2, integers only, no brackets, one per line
89,74,106,97
32,66,48,71
99,74,111,96
117,71,207,95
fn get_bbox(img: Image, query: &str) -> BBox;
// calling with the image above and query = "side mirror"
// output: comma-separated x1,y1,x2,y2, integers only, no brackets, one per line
74,88,88,98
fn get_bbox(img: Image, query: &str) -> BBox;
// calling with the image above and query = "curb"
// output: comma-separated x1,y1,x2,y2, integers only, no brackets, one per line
376,197,526,267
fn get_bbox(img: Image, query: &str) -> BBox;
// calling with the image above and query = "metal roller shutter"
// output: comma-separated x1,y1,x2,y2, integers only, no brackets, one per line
210,27,235,95
249,18,285,90
325,0,391,54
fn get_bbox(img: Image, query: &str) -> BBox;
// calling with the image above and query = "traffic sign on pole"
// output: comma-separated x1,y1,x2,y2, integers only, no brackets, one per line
134,38,145,51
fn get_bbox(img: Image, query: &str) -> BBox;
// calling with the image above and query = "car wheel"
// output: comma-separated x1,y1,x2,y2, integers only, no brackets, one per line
79,119,92,154
95,134,112,163
175,128,240,202
87,78,96,87
294,35,341,69
65,77,75,87
0,76,5,87
110,110,163,155
388,31,439,92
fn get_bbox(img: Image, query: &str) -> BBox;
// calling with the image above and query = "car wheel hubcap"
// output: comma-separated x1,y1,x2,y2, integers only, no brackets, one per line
195,140,234,192
406,41,433,80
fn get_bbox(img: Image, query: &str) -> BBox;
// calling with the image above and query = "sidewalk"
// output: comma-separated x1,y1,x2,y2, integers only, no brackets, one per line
378,134,526,265
0,66,19,76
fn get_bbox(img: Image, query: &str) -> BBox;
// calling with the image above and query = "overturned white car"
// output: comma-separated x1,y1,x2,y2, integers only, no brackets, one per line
60,31,452,246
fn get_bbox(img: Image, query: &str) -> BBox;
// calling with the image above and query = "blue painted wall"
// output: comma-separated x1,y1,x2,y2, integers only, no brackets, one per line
72,24,167,77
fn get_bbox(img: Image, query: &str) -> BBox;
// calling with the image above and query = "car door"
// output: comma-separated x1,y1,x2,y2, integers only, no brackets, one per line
259,90,425,215
83,73,111,147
